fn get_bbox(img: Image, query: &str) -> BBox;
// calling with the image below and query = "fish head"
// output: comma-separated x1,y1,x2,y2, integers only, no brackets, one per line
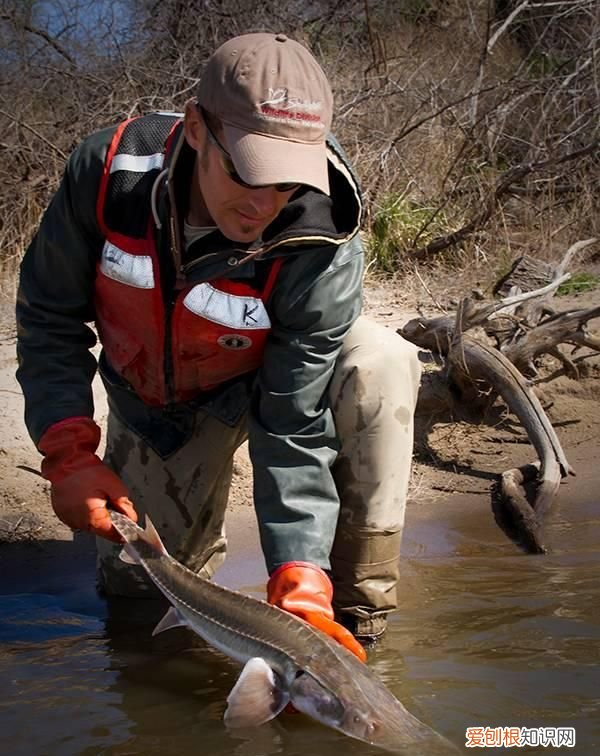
289,669,400,750
288,670,346,725
336,696,456,754
290,661,458,754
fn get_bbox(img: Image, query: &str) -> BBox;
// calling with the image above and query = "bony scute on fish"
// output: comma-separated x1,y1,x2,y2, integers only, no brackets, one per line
110,510,459,754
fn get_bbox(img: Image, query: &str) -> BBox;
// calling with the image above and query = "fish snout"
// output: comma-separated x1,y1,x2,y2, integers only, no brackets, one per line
355,709,461,755
341,708,382,742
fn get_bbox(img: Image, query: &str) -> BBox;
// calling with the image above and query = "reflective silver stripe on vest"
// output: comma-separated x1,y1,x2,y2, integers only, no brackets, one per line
183,283,271,329
109,153,165,174
100,242,155,289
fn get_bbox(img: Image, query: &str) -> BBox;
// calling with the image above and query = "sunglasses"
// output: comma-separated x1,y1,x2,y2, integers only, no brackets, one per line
200,107,301,194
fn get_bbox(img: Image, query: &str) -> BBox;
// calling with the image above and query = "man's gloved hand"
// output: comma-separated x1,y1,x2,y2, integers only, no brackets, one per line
267,561,367,662
38,417,137,542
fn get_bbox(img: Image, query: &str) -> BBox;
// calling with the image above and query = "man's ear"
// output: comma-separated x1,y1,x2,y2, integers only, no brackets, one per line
183,99,205,151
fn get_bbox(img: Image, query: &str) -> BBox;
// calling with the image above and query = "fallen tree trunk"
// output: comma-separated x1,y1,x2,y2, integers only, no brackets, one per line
501,306,600,377
398,239,600,553
448,329,574,553
500,464,545,554
402,314,574,552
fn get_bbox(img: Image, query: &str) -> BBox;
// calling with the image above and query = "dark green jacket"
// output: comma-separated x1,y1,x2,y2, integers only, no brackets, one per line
16,113,364,572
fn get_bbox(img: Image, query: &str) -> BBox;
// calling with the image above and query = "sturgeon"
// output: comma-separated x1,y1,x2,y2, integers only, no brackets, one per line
110,511,457,754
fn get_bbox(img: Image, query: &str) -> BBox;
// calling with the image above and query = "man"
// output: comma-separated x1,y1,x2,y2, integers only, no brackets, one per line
16,33,421,654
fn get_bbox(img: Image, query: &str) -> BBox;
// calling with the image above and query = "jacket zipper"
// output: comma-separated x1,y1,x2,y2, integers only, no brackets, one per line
180,232,349,278
162,214,179,406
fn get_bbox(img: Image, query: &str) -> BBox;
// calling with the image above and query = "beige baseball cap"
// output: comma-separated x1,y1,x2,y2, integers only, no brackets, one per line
196,33,333,195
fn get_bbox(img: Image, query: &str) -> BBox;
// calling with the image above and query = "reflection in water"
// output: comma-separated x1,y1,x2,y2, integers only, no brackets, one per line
0,630,128,755
0,494,599,755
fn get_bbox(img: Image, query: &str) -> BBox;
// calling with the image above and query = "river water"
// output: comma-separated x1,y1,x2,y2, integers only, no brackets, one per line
1,465,598,756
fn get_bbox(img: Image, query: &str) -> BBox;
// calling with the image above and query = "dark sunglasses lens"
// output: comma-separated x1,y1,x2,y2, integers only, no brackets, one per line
220,156,251,188
204,110,301,194
275,183,300,193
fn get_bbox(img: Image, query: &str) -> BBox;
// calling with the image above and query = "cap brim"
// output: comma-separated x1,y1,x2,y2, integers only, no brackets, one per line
224,125,330,196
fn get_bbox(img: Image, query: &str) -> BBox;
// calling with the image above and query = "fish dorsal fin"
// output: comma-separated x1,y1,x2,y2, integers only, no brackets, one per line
119,544,140,565
144,515,168,555
224,657,289,729
152,606,188,636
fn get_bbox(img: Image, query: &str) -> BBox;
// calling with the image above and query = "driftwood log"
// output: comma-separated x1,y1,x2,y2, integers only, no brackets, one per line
400,239,598,553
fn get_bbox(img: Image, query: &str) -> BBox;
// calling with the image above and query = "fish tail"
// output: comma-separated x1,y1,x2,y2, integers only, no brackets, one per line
110,511,169,561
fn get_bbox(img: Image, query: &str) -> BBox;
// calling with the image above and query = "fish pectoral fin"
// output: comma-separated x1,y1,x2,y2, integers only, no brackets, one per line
152,606,188,636
119,544,140,565
224,657,289,729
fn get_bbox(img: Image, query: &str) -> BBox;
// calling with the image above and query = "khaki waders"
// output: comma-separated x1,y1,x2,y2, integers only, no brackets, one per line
96,316,421,637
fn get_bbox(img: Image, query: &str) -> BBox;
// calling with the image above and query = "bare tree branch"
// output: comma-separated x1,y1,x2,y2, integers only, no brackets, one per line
0,14,76,65
0,108,68,160
409,140,599,259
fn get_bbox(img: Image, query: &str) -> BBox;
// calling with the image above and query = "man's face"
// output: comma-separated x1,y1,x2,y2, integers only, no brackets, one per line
184,103,298,243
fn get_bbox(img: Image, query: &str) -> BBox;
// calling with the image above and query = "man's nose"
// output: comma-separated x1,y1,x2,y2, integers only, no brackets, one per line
248,186,279,216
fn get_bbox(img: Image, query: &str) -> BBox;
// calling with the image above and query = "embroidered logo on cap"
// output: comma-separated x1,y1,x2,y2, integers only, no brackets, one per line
258,87,323,127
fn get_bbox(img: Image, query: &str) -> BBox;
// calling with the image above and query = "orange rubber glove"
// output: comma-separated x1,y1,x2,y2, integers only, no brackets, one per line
267,561,367,663
38,417,137,542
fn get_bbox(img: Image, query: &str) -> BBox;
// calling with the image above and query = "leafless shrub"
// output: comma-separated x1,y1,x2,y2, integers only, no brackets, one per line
0,0,598,280
337,0,599,267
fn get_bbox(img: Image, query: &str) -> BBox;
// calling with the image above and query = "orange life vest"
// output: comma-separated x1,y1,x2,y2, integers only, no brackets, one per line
94,113,282,405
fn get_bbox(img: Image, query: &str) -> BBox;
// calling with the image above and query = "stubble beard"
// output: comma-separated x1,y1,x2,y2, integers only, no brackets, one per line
239,221,260,237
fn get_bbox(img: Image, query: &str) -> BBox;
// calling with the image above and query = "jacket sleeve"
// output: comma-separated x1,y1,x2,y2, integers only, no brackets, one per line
16,127,115,446
248,235,364,574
